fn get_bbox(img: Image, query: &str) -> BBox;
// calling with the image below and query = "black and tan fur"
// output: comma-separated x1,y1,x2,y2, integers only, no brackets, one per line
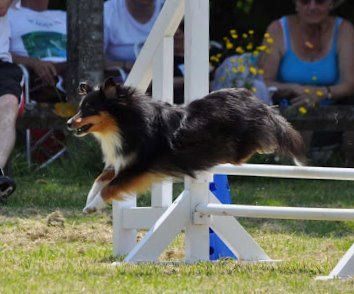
67,78,306,212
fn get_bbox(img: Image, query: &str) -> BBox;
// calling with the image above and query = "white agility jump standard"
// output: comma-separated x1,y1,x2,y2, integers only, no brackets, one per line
113,0,354,281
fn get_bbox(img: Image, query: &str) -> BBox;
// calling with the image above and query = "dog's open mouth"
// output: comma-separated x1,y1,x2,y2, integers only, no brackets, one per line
73,124,93,136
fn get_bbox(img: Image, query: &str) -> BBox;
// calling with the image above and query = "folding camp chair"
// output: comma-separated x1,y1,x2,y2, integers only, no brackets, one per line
18,65,67,169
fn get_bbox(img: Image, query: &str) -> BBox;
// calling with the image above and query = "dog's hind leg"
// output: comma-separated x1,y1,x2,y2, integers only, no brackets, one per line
83,169,164,214
85,169,115,205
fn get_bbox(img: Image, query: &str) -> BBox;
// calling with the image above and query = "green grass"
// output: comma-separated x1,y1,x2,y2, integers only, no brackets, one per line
0,141,353,293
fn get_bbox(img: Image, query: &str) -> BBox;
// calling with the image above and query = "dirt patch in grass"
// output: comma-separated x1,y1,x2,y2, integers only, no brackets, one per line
0,209,112,252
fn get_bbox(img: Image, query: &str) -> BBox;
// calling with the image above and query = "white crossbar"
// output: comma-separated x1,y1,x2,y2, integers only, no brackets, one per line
211,164,354,181
196,204,354,221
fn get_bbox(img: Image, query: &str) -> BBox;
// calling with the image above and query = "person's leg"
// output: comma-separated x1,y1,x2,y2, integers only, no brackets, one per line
0,94,18,203
0,94,18,169
0,61,23,203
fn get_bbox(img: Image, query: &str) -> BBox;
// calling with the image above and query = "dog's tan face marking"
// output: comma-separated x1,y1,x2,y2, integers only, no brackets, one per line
90,112,119,134
68,111,119,137
101,173,164,202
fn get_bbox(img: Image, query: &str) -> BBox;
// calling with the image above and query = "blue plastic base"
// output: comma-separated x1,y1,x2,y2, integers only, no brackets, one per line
209,174,237,260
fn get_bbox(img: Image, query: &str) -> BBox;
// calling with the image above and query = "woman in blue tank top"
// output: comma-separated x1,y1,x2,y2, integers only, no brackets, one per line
259,0,354,108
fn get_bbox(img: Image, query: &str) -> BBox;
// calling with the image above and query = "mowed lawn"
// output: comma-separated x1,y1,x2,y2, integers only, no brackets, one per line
0,143,353,293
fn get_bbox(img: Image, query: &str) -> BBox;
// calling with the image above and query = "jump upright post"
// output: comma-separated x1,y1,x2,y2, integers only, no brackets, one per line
112,0,354,280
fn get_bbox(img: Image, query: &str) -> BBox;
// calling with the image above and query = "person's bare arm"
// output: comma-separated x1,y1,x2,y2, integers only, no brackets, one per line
330,20,354,100
12,54,57,85
104,59,134,72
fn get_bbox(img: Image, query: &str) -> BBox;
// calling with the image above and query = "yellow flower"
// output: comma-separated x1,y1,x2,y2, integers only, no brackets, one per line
226,42,233,50
248,30,254,35
251,87,257,93
257,45,267,51
316,90,324,97
305,41,314,49
249,66,257,75
231,33,238,39
216,53,222,58
258,69,264,75
298,106,307,115
246,43,253,50
253,50,259,57
238,65,246,73
264,32,271,38
304,88,311,94
266,37,274,44
235,46,244,54
230,29,237,34
54,103,77,118
232,67,238,73
242,33,248,39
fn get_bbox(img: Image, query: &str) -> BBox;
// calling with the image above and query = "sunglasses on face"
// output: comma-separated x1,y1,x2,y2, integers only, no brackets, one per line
298,0,331,5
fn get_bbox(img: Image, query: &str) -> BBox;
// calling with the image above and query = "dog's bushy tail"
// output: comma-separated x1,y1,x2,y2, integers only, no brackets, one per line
264,110,307,166
273,113,307,165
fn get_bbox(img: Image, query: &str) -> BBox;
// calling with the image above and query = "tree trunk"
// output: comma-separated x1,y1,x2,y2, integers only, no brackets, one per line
67,0,104,101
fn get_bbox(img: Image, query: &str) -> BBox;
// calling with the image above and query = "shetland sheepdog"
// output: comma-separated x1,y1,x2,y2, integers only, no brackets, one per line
67,78,306,213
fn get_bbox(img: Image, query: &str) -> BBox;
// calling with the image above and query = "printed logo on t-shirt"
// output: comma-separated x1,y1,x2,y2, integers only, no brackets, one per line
28,19,63,29
22,31,66,59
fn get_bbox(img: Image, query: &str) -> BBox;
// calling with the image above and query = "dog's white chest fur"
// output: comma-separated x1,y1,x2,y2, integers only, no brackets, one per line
94,133,131,173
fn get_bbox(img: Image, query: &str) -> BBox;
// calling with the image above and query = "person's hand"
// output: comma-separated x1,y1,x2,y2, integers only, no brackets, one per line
289,84,306,97
30,59,58,86
290,87,326,108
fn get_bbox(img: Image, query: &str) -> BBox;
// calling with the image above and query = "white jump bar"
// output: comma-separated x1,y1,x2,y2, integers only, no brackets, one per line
210,164,354,181
196,204,354,221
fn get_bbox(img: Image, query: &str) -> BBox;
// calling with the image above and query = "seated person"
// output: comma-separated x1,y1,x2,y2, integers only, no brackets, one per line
104,0,185,104
258,0,354,160
259,0,354,107
0,0,23,203
8,0,67,102
104,0,165,77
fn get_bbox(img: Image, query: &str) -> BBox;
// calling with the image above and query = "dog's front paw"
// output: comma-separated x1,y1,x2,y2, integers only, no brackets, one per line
83,194,107,214
83,205,97,214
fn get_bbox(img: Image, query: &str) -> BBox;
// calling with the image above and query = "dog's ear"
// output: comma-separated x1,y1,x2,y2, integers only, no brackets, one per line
102,77,117,99
78,81,93,96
